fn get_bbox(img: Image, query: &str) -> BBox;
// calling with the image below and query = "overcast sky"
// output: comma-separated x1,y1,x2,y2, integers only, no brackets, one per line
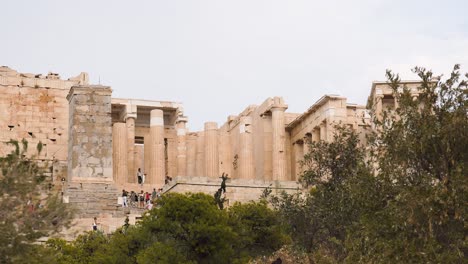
2,0,467,131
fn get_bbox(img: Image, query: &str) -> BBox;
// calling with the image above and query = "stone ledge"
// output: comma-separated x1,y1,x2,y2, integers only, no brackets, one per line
163,176,302,204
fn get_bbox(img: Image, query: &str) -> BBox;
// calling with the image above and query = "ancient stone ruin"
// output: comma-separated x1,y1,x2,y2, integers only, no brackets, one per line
0,66,423,231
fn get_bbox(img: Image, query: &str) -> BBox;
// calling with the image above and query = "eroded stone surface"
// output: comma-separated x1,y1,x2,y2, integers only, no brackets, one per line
2,66,422,238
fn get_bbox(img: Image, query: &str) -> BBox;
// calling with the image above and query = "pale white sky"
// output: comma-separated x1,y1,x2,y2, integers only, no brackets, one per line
2,0,467,131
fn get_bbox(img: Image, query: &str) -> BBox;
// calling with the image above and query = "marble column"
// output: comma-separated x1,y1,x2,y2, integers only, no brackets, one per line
195,132,205,176
204,122,219,178
312,128,319,142
149,109,165,187
143,132,151,179
294,141,304,180
320,122,327,141
176,118,188,176
219,130,232,177
126,117,136,183
272,107,287,181
304,132,314,155
186,135,197,176
112,122,127,184
239,116,254,179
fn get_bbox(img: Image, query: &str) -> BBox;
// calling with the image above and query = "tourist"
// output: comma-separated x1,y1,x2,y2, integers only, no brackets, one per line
151,188,157,200
130,191,138,207
145,192,151,204
145,200,153,210
139,190,145,208
137,168,143,185
122,189,128,207
92,217,99,231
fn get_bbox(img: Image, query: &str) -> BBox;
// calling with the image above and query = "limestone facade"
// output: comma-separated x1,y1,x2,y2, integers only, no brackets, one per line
1,66,413,209
0,66,88,186
369,80,424,122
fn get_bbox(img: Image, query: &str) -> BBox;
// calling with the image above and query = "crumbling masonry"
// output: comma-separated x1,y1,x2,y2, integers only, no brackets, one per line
0,66,422,217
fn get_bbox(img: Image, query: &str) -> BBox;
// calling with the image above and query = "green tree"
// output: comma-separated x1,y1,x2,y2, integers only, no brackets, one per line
271,125,374,262
0,139,73,263
135,192,237,263
346,65,468,263
46,192,290,264
227,200,290,260
272,65,467,263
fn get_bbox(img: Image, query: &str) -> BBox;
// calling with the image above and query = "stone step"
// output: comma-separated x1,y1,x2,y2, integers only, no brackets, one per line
64,182,124,218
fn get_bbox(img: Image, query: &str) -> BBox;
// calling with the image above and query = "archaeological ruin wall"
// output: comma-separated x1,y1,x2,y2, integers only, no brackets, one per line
0,66,88,186
3,66,419,210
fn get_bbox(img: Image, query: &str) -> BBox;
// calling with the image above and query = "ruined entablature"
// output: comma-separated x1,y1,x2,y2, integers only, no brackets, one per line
0,66,89,90
225,105,257,132
110,98,184,128
256,96,288,118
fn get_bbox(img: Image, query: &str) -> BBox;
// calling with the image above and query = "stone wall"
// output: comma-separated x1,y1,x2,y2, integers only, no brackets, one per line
0,66,88,185
65,85,121,217
67,85,113,182
165,176,301,205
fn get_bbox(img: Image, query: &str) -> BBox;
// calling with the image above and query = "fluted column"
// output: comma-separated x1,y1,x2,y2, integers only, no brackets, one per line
112,123,127,184
304,132,313,155
239,116,254,179
272,107,287,181
149,109,165,187
186,135,196,176
294,141,304,180
204,122,219,178
126,117,136,183
195,132,205,176
176,118,188,176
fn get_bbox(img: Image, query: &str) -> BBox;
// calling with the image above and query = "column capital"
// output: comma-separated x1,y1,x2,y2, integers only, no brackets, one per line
271,105,288,112
122,102,138,121
176,116,188,124
124,114,137,121
271,96,288,112
260,96,288,116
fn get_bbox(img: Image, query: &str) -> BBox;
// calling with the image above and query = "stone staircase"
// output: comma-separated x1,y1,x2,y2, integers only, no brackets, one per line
65,182,126,218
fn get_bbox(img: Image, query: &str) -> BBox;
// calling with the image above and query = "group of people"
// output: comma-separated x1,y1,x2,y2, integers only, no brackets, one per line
121,188,163,210
118,168,171,210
